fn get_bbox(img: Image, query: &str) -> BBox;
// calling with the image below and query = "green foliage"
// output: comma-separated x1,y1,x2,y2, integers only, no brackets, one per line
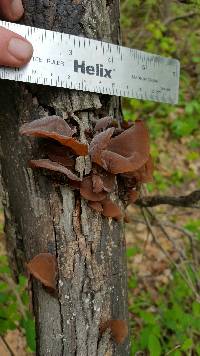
127,246,141,258
184,219,200,240
121,0,200,194
171,99,200,138
148,334,161,356
0,255,36,353
129,270,200,355
21,315,36,352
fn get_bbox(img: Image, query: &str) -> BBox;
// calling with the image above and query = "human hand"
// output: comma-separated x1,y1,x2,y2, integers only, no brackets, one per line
0,0,33,67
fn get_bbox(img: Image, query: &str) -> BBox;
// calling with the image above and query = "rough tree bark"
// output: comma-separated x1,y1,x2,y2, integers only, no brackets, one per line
0,0,129,355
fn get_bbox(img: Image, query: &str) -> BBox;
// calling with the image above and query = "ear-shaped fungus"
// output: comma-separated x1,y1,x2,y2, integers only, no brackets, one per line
101,199,122,221
92,174,104,193
122,155,154,184
89,128,115,167
29,159,81,182
80,176,107,201
20,116,88,156
92,173,115,194
27,253,57,290
89,120,150,174
100,320,128,344
102,173,116,193
133,155,154,183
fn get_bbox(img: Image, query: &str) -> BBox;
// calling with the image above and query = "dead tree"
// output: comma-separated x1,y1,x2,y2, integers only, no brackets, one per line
0,0,129,355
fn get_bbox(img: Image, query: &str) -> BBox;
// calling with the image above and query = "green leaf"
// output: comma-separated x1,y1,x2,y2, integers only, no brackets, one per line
140,311,157,325
192,301,200,317
148,334,161,356
181,338,193,351
0,265,11,274
173,351,182,356
21,316,36,352
140,327,152,348
196,344,200,355
171,118,198,137
0,319,16,335
126,246,140,258
128,275,137,289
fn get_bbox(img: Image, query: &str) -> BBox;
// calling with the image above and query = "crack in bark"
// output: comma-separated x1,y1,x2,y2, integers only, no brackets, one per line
49,195,65,355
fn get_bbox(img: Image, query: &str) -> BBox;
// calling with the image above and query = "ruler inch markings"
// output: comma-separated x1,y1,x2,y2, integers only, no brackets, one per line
0,21,180,104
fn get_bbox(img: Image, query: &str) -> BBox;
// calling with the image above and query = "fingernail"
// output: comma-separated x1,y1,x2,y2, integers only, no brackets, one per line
11,0,24,19
8,38,33,62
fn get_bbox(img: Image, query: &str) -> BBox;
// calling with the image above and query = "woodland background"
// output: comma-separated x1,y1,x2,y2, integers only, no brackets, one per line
0,0,200,355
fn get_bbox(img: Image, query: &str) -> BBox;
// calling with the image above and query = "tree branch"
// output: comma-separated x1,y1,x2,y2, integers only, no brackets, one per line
164,11,199,25
0,336,15,356
136,190,200,208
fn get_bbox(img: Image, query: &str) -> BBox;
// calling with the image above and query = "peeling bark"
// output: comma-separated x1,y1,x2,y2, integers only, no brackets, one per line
0,0,129,355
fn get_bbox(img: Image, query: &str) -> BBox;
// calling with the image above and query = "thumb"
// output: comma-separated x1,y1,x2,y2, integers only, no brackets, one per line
0,27,33,67
0,0,24,21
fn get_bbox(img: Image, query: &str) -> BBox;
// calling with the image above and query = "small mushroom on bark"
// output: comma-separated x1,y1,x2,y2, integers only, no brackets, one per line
27,253,57,291
92,172,115,194
100,320,128,344
80,176,107,202
101,199,122,221
89,198,122,220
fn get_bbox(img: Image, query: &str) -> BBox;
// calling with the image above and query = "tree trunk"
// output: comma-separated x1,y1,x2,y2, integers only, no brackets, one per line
0,1,129,355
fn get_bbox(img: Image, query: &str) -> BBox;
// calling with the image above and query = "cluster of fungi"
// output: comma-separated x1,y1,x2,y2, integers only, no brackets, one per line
20,114,153,220
21,114,153,344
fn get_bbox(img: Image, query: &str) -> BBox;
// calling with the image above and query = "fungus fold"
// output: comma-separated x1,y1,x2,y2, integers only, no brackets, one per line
80,176,107,202
20,116,88,156
89,120,150,174
29,159,81,182
44,143,75,168
92,173,115,193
